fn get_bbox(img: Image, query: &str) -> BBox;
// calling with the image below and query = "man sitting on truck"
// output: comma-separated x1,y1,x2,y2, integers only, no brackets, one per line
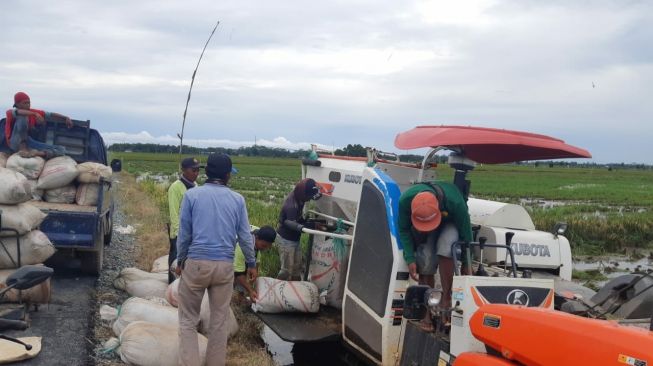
1,92,72,158
233,225,276,303
276,178,322,280
398,181,472,331
167,157,201,283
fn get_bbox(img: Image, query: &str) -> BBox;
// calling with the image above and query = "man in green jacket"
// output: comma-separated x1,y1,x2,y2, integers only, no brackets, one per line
398,181,472,328
167,157,200,283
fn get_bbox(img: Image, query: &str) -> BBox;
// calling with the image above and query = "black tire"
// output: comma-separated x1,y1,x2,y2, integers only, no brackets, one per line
80,227,105,276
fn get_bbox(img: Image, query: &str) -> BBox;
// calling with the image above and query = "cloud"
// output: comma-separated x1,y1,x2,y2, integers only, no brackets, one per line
100,130,330,151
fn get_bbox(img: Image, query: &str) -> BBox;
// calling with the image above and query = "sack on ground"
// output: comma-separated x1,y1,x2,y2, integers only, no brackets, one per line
103,321,208,366
198,293,239,337
0,203,47,237
0,268,51,303
309,235,350,309
143,296,171,307
101,297,179,336
5,154,44,180
76,162,112,183
253,277,320,313
26,180,43,201
0,230,56,269
151,255,169,273
165,279,179,307
114,268,168,298
0,168,32,204
75,183,99,206
36,156,78,190
0,152,9,168
44,184,77,204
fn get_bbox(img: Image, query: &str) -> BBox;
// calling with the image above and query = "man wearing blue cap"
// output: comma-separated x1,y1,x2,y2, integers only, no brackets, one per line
176,153,253,366
167,157,200,284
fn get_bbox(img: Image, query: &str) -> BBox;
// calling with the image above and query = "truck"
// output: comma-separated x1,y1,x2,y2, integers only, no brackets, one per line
1,117,115,275
259,125,653,365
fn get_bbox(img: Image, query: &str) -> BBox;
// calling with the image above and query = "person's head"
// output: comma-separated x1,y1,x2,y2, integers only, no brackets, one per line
293,178,322,203
411,191,441,233
205,153,237,183
180,157,201,182
254,226,276,250
13,92,30,110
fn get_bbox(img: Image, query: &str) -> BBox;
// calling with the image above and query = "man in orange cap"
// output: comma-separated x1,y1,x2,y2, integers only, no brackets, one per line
398,181,472,330
1,92,72,158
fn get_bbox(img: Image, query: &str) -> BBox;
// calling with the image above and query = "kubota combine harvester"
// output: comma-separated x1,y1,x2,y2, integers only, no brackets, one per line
258,125,653,366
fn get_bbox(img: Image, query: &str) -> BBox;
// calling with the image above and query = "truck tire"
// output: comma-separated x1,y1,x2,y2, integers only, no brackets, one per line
81,227,105,276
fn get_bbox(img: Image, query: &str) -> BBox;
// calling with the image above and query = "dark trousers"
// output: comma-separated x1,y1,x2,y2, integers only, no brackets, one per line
168,237,177,284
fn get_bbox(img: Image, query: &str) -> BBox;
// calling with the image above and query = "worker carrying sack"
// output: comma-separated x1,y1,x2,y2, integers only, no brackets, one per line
44,184,77,204
0,203,47,237
36,155,78,190
0,230,56,269
5,154,44,180
253,277,321,313
102,321,208,366
0,168,32,204
76,162,112,183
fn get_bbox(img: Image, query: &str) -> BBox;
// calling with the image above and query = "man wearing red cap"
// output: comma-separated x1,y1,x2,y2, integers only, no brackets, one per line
1,92,72,158
398,181,472,330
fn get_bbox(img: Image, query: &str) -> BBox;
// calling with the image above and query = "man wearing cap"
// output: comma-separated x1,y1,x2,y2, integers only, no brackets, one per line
176,153,253,366
167,157,201,284
398,181,472,330
1,92,72,157
276,178,322,280
233,225,276,302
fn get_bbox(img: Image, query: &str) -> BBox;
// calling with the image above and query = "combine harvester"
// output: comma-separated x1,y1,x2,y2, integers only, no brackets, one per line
259,125,653,366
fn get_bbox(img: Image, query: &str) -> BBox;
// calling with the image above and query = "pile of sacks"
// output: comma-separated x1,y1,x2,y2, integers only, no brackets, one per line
0,161,55,303
0,152,111,205
103,259,238,366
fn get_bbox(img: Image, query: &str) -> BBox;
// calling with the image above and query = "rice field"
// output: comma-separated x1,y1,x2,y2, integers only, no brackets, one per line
111,152,653,258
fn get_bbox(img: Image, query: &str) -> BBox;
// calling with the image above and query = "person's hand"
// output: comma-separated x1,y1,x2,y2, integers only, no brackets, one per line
248,289,258,303
65,117,73,128
33,112,44,123
408,262,419,281
247,267,258,282
175,266,182,276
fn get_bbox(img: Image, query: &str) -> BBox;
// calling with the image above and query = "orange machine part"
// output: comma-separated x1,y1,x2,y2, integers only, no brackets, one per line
454,353,516,366
469,304,653,366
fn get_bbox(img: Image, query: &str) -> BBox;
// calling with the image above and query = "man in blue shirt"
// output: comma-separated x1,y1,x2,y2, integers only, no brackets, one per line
176,153,255,366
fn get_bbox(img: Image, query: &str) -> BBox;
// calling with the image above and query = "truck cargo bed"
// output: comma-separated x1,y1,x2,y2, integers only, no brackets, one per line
256,306,341,343
30,201,97,213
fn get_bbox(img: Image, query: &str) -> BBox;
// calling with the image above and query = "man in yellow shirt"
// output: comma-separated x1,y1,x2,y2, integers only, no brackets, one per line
167,157,200,283
234,225,276,302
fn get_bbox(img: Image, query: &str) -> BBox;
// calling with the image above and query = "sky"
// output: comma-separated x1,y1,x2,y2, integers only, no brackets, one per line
1,0,652,164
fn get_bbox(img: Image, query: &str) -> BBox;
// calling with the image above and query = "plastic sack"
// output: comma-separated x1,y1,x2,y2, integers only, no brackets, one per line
44,184,76,204
114,268,168,298
253,277,321,313
165,279,180,307
0,152,8,168
0,230,56,269
76,162,112,183
75,183,99,206
36,156,78,190
0,168,32,204
26,179,43,201
151,255,169,273
0,203,47,237
308,229,351,309
101,297,179,336
103,321,208,366
0,268,51,303
5,154,44,180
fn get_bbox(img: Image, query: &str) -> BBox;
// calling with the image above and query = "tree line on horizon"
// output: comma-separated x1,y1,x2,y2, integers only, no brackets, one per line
107,142,651,169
